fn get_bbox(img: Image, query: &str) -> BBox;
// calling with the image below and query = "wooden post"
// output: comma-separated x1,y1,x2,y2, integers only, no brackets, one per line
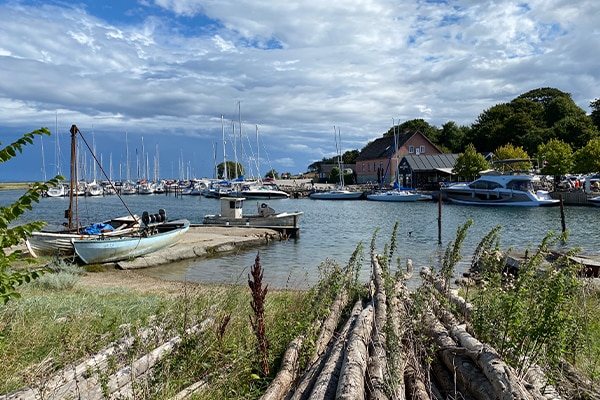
438,192,442,245
560,194,566,233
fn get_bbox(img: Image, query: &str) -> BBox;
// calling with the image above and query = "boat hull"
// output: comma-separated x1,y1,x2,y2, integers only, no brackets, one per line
203,212,302,227
309,190,364,200
443,187,559,207
367,190,432,202
26,215,141,257
72,219,190,264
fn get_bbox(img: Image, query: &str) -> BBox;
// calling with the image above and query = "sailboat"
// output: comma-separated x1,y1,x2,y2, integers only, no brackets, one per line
309,127,363,200
366,121,432,202
26,125,142,257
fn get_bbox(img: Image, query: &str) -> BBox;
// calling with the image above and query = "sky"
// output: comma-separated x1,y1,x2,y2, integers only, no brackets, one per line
0,0,599,182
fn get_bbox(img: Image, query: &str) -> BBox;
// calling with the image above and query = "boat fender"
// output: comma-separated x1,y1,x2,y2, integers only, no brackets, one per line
159,208,167,222
142,211,150,226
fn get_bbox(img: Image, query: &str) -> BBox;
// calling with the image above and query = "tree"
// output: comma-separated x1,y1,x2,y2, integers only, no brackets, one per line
438,121,469,153
386,119,440,143
492,143,531,173
537,139,573,190
1,128,62,304
217,161,245,179
265,169,279,179
573,137,600,174
452,143,490,181
590,98,600,131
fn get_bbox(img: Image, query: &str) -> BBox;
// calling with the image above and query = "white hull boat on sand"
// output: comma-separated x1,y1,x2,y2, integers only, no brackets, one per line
72,217,190,264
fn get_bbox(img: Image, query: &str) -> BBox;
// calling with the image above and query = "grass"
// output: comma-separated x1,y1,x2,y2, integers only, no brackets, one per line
0,255,353,398
0,182,32,191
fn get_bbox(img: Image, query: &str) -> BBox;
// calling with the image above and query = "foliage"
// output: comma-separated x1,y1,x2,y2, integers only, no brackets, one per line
590,98,600,131
492,143,531,172
452,143,490,180
248,253,269,376
385,119,441,144
438,121,470,153
1,128,64,304
573,137,600,174
264,169,279,179
217,161,245,179
440,220,473,290
468,231,587,376
537,139,574,183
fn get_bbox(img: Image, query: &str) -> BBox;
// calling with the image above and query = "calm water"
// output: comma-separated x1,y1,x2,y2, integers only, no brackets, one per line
3,190,599,289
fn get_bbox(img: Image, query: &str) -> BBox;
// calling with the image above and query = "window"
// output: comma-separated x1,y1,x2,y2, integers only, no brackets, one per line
362,163,365,172
409,146,414,153
420,145,425,153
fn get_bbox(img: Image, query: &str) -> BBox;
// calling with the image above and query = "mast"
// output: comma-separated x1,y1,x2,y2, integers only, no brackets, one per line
222,115,228,180
67,124,79,230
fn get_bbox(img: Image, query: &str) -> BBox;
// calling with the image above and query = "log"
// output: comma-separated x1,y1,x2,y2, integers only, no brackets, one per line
261,335,306,400
312,289,349,364
420,267,473,318
421,311,497,400
336,303,374,400
308,300,364,400
523,363,563,400
450,324,538,400
3,324,165,400
79,317,214,400
430,354,477,400
368,255,388,400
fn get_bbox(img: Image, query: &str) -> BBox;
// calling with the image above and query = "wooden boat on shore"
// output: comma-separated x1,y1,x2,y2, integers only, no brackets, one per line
72,217,190,264
203,197,302,227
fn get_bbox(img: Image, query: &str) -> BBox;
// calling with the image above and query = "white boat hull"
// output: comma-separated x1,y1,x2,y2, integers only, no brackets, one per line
367,190,432,202
203,212,302,227
72,219,190,264
309,190,363,200
26,215,141,257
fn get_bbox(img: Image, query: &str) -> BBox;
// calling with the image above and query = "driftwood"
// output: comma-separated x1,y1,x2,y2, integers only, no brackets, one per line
261,335,306,400
306,300,364,400
4,323,167,400
450,324,539,400
420,267,473,318
335,303,374,400
312,289,350,364
368,254,389,400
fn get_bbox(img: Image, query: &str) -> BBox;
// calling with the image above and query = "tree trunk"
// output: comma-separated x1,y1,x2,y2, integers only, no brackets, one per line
261,335,305,400
368,255,389,400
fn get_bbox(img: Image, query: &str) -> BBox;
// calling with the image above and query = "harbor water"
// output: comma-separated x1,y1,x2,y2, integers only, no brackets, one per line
2,189,599,290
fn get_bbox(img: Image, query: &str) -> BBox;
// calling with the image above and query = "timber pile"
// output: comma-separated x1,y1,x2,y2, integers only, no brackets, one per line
260,255,587,400
5,254,596,399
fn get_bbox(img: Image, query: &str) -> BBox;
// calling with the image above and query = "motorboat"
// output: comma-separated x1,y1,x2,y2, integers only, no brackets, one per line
441,171,559,207
236,182,290,199
72,217,190,264
46,183,69,197
588,196,600,207
367,189,432,202
203,197,302,227
309,188,364,200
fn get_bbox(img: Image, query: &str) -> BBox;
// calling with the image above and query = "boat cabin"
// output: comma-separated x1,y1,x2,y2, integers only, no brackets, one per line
220,197,245,219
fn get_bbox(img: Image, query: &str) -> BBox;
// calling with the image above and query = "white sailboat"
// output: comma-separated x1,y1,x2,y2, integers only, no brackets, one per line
310,127,363,200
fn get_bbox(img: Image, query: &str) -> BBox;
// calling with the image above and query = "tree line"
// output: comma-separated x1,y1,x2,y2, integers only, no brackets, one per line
309,87,600,182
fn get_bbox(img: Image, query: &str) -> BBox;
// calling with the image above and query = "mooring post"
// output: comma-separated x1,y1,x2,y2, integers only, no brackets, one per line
438,192,442,245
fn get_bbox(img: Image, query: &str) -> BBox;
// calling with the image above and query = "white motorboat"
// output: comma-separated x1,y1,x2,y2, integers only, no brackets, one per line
237,182,290,199
203,197,302,227
46,183,69,197
588,196,600,206
72,218,190,264
309,189,364,200
367,189,432,202
441,171,559,207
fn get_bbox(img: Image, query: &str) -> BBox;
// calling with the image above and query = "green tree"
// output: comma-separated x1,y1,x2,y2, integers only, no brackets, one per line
551,116,598,149
217,161,245,179
438,121,469,153
452,143,490,181
492,143,531,172
590,98,600,131
386,119,440,143
573,137,600,174
537,139,573,190
264,169,279,179
1,128,62,304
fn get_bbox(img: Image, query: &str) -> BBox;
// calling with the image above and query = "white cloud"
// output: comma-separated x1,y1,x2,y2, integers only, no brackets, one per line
0,0,599,181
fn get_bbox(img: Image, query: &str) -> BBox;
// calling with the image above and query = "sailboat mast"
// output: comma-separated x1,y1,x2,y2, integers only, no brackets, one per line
67,125,79,230
222,115,228,180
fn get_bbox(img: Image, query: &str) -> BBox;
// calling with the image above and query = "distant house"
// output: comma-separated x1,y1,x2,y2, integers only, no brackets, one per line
354,130,443,186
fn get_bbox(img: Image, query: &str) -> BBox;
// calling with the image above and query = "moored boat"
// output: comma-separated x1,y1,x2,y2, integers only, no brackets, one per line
367,189,432,202
309,188,364,200
441,171,559,207
203,197,302,227
72,217,190,264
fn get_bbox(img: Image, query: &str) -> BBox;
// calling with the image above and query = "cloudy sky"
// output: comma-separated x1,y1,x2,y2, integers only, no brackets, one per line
1,0,598,182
